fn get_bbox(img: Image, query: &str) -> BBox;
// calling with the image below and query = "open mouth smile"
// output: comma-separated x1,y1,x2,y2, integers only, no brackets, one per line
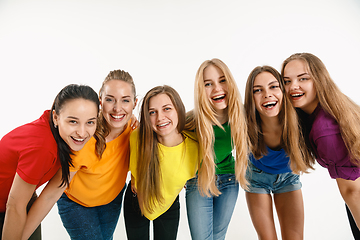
290,93,305,99
262,101,277,109
110,114,125,120
212,94,226,102
71,136,86,144
157,122,170,128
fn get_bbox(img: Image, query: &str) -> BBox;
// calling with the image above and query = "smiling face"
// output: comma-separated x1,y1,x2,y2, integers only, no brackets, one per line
148,93,179,143
203,64,228,117
100,80,136,134
53,98,98,151
253,71,283,119
283,59,318,114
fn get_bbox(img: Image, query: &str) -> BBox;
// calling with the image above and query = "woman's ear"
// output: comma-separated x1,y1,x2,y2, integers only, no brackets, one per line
52,110,59,127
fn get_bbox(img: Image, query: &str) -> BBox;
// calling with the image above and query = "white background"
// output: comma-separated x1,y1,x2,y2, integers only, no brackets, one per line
1,0,360,239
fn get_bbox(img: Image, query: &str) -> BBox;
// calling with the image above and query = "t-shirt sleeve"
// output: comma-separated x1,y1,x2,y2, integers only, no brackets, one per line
17,147,56,185
315,133,360,180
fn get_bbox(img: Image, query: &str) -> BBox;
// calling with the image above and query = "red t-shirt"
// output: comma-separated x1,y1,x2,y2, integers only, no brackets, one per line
0,110,61,212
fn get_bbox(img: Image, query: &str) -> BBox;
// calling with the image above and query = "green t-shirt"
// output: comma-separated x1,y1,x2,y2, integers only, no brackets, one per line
213,123,235,174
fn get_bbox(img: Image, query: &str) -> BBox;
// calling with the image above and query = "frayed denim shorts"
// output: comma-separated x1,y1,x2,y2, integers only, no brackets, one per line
245,161,302,194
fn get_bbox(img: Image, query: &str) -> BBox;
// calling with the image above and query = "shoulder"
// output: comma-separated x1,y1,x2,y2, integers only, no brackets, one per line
311,108,340,138
182,130,197,142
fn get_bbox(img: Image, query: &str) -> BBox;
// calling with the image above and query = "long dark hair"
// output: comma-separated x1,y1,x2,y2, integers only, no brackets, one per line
49,84,100,187
244,66,313,173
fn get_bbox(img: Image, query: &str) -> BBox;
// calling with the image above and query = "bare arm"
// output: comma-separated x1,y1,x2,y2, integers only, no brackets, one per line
2,173,36,240
337,177,360,229
21,169,76,240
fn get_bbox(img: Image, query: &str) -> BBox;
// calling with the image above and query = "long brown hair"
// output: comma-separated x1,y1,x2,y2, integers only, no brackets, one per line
187,58,249,197
245,66,314,173
282,53,360,165
137,85,185,213
95,69,136,158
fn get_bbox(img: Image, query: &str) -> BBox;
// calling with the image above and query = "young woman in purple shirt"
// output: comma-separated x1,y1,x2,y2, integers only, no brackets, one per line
282,52,360,239
244,66,313,240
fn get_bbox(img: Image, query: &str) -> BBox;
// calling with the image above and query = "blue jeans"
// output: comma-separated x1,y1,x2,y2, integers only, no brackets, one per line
185,174,239,240
57,184,126,240
245,161,302,194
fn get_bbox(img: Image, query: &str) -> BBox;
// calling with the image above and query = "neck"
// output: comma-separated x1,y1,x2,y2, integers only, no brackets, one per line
106,124,127,143
157,132,184,147
260,116,282,148
215,109,228,125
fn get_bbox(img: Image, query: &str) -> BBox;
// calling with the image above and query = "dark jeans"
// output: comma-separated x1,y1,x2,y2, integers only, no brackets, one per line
123,182,180,240
0,192,41,240
346,203,360,240
57,184,126,240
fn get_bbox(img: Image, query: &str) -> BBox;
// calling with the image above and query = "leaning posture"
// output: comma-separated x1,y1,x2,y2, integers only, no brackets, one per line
282,52,360,239
244,65,312,240
124,85,199,240
0,84,99,240
185,58,249,240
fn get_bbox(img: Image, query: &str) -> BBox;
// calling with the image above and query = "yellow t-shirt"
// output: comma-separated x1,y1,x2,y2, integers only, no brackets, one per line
65,123,133,207
130,129,199,220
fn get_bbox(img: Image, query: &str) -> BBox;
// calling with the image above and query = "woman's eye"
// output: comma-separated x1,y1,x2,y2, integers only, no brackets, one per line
69,120,77,124
300,77,308,81
220,79,226,83
270,85,279,89
105,98,114,102
87,121,95,125
284,80,290,85
149,111,155,115
204,82,211,87
253,89,261,93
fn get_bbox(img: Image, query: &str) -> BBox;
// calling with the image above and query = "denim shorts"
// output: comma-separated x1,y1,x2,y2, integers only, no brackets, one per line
245,161,302,194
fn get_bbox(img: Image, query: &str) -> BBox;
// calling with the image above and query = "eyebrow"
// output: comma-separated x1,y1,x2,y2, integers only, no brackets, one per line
105,94,131,98
283,73,309,79
66,116,97,121
148,103,173,111
203,75,225,81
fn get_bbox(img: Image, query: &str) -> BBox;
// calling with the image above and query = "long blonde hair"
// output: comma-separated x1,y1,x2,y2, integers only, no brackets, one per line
95,69,136,158
137,85,186,214
188,58,249,197
282,53,360,165
245,66,314,173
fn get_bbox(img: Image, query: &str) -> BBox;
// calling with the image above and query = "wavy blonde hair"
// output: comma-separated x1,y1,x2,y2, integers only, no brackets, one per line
245,66,314,173
187,58,249,197
95,69,136,158
137,85,186,214
282,53,360,165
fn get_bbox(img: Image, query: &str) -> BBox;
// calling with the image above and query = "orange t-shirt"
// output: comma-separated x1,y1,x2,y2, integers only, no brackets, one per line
65,123,133,207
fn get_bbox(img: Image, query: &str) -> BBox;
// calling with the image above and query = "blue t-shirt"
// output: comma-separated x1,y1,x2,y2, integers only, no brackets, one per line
250,146,291,174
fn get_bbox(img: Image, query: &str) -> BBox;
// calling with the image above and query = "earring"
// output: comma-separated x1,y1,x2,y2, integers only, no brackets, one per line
54,124,58,128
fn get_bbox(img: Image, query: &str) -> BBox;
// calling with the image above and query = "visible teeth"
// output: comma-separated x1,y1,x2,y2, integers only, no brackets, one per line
111,114,125,119
212,94,225,100
158,122,170,127
263,101,277,107
291,93,304,97
72,137,85,142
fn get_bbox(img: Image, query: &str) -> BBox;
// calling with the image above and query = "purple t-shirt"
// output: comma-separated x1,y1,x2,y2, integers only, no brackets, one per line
308,104,360,180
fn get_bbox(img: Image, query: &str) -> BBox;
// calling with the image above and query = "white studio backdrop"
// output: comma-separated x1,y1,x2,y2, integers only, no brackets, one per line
1,0,360,239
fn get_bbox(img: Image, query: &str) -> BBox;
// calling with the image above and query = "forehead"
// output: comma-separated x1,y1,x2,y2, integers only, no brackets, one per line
284,59,308,76
59,98,98,115
254,71,278,85
149,93,173,108
203,64,224,79
102,80,134,96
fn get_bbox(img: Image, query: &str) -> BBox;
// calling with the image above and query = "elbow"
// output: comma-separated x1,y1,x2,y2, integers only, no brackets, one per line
341,187,360,205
